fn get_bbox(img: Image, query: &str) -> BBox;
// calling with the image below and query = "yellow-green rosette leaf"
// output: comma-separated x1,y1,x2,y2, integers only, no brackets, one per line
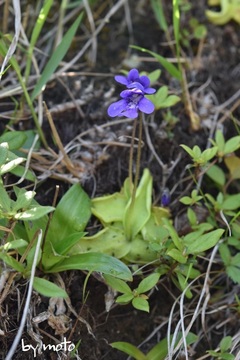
123,169,152,240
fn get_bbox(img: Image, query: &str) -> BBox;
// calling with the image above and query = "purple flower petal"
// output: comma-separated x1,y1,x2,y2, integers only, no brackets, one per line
121,107,138,119
120,89,142,98
138,97,155,114
161,189,171,207
115,75,129,85
127,82,145,92
139,75,150,88
108,69,156,118
143,87,156,94
107,99,127,117
127,69,139,82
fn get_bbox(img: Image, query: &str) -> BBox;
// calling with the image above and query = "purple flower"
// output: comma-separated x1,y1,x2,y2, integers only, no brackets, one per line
108,69,156,119
115,68,156,95
161,188,171,207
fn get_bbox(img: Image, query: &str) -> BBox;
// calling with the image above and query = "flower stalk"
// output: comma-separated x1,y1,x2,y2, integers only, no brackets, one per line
130,112,143,207
108,69,156,206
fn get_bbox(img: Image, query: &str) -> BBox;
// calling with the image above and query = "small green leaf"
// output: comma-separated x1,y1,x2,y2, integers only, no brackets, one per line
0,252,25,273
151,86,168,108
116,293,134,304
202,146,218,162
219,354,235,360
219,243,231,266
104,274,132,294
146,332,198,360
160,95,180,108
3,239,28,250
192,145,202,159
215,129,225,153
179,196,193,205
111,342,146,360
163,218,183,251
167,248,187,264
33,277,68,298
176,272,192,298
187,207,197,226
13,187,35,212
0,143,8,166
224,136,240,154
10,165,36,182
185,229,224,254
0,131,27,150
226,253,240,283
136,273,160,294
146,337,168,360
14,205,55,220
149,87,180,110
184,229,205,246
221,194,240,210
194,24,207,39
132,297,149,312
0,183,12,212
0,157,26,175
206,164,226,187
220,336,232,352
147,69,161,84
180,144,195,158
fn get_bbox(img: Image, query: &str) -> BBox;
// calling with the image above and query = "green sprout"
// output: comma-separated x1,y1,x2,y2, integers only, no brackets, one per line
181,144,218,167
104,272,160,313
207,336,235,359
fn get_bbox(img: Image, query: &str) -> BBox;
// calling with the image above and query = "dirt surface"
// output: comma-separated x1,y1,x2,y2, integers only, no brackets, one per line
0,0,240,359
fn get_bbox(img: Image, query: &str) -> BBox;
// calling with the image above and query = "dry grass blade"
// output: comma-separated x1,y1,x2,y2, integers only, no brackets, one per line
0,0,21,80
44,102,76,173
166,242,221,359
83,0,97,65
59,0,129,74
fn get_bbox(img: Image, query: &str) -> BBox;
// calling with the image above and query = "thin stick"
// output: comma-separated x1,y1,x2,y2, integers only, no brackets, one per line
5,230,43,360
0,0,21,80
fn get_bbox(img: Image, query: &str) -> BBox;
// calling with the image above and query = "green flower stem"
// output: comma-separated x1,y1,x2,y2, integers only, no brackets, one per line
128,117,137,186
133,112,143,194
129,112,143,210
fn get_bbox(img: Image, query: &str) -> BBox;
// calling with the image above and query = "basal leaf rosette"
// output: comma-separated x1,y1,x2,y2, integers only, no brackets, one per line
74,169,170,263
